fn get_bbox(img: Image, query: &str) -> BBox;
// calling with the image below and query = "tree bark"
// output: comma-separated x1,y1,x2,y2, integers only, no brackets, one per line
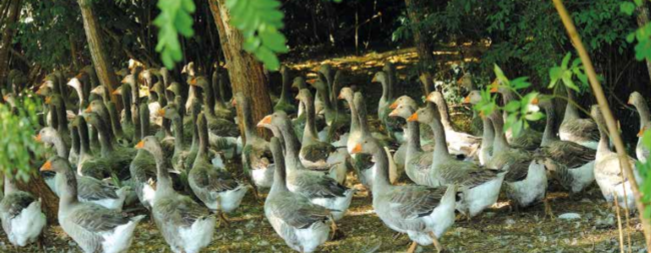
16,175,58,223
208,0,273,140
0,0,21,90
404,0,435,73
636,3,651,83
77,0,121,110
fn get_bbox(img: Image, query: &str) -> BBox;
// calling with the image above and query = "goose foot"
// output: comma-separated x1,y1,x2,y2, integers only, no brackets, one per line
428,231,445,253
330,219,338,240
544,197,554,221
391,232,403,241
219,212,231,226
406,241,418,253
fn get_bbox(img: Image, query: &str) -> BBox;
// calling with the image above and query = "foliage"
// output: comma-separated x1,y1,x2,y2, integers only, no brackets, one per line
391,0,632,85
473,54,588,137
0,95,43,182
548,52,588,93
638,129,651,219
225,0,288,71
154,0,196,69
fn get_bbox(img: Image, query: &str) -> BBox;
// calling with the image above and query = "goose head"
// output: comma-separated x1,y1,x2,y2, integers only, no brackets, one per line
40,156,71,174
135,136,164,158
159,103,181,120
389,95,417,110
408,106,440,125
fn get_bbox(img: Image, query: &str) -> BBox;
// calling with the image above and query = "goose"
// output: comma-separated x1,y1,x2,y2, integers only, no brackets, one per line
338,87,375,190
559,87,599,149
309,74,349,142
257,111,354,222
211,69,235,119
409,106,505,218
296,88,347,183
189,113,249,224
84,112,136,179
296,88,338,170
40,157,144,253
590,105,639,210
160,102,195,172
628,91,651,162
189,76,239,138
235,92,275,190
426,90,481,159
371,69,401,141
463,90,495,165
490,82,542,150
485,111,549,213
0,175,46,247
274,66,297,114
265,136,332,252
137,136,216,253
350,135,456,253
36,127,128,211
536,98,595,194
388,98,434,186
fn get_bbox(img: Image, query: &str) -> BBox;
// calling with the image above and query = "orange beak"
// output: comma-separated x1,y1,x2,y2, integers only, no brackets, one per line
638,128,646,137
121,77,128,84
45,97,52,105
75,73,83,79
463,95,471,104
36,85,45,95
456,77,463,85
351,143,362,154
489,79,499,93
112,89,121,95
257,115,272,127
388,108,399,117
479,111,485,119
426,92,435,102
306,79,316,84
40,161,52,172
531,97,539,105
85,105,92,113
337,92,344,100
371,76,377,83
407,112,418,122
628,97,633,105
135,140,144,149
189,78,197,86
35,134,42,142
2,95,7,101
157,109,165,116
231,99,237,107
389,100,399,109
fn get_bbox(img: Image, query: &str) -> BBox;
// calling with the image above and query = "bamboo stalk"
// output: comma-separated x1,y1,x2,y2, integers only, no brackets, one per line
552,0,651,249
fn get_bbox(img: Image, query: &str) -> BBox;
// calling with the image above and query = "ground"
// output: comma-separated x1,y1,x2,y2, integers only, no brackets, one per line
0,48,646,252
0,182,646,253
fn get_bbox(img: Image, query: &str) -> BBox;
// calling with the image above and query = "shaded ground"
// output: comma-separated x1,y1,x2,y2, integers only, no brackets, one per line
0,181,645,253
1,48,646,252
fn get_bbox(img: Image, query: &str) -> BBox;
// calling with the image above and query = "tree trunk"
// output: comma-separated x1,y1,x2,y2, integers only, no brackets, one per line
636,3,651,82
16,175,58,223
208,0,273,140
0,0,21,90
77,0,121,110
404,0,435,73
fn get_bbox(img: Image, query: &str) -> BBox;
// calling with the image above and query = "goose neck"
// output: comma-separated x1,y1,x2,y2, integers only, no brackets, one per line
371,142,391,193
429,117,450,160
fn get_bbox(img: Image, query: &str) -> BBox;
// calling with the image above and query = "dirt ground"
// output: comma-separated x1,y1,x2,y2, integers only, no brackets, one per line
0,180,646,253
0,48,646,252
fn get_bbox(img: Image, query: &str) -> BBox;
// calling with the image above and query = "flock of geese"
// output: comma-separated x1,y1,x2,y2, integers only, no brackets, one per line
0,61,647,253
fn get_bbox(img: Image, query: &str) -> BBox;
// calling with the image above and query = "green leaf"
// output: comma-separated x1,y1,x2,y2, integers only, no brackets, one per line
503,101,520,112
511,119,523,137
525,111,545,121
620,2,636,15
561,52,572,69
255,46,280,70
548,66,563,88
